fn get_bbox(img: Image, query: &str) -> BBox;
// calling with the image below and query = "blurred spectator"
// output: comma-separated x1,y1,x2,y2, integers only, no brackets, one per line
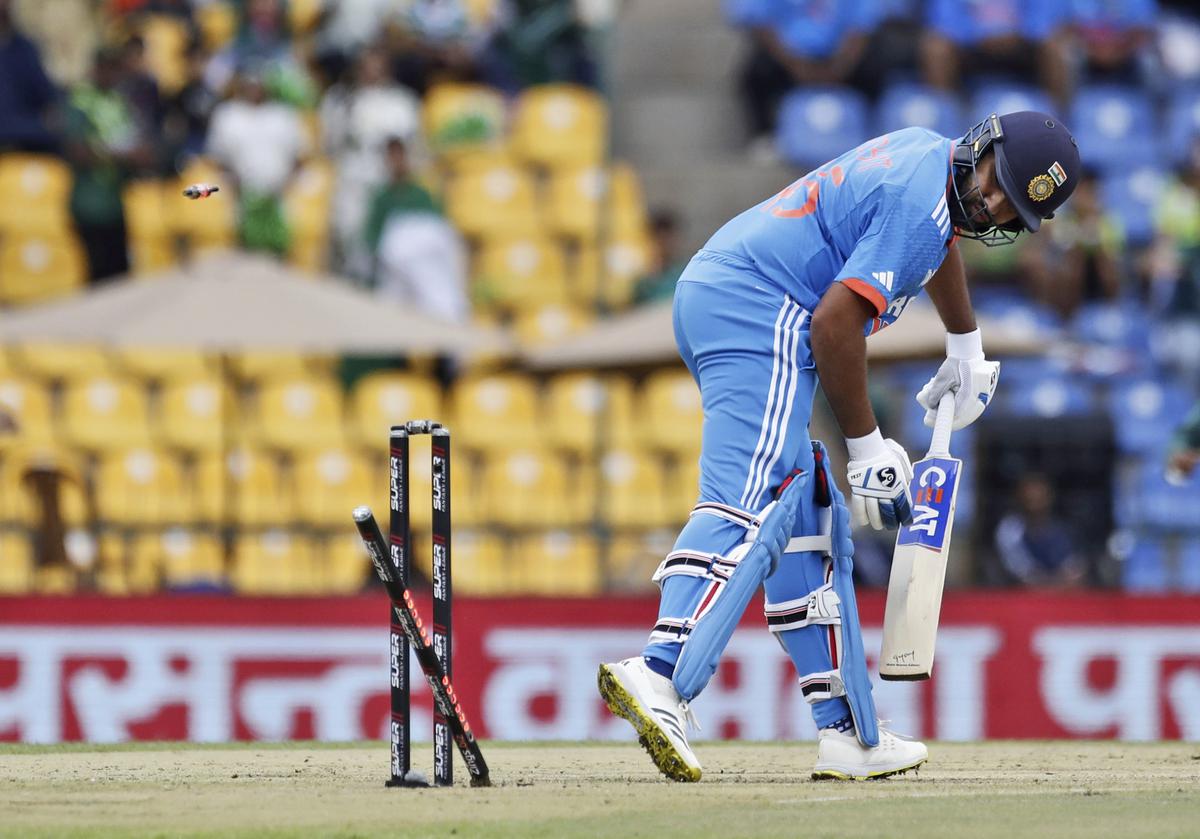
481,0,596,94
1033,169,1124,318
993,473,1088,588
11,0,99,85
1147,138,1200,374
206,69,309,257
1166,404,1200,483
726,1,877,149
921,0,1058,94
1041,0,1161,102
320,46,421,279
312,0,400,86
388,0,481,94
207,0,314,105
64,47,156,282
162,42,219,168
631,209,687,305
0,0,59,152
367,137,469,322
118,36,164,162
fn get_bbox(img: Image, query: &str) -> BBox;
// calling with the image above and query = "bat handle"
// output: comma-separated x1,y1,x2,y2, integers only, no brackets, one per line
929,392,955,457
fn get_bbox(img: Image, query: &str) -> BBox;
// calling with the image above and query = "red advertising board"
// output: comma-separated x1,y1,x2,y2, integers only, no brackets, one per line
1,592,1198,743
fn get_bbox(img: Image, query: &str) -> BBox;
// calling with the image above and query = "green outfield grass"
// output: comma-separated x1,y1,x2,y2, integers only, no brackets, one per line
1,740,1197,838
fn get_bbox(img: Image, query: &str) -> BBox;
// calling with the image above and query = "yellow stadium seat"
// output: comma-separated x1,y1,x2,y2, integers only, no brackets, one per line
0,376,54,448
544,372,637,455
288,239,327,273
571,235,653,310
157,376,235,453
512,303,593,347
8,344,112,381
170,158,236,247
293,447,374,527
197,1,236,51
441,147,516,177
445,164,541,240
480,449,585,527
115,348,214,381
398,444,484,531
123,181,178,275
0,531,34,593
288,0,323,33
511,84,607,169
666,453,701,523
349,372,442,449
128,236,179,275
597,448,671,528
132,528,226,591
196,448,295,526
511,530,602,595
640,369,704,456
251,376,346,451
95,532,133,595
284,157,333,242
608,529,676,593
449,372,540,451
423,83,508,159
229,351,331,383
474,237,569,312
94,448,195,525
544,163,647,241
447,529,508,595
232,529,318,595
0,233,87,305
59,375,153,451
138,14,190,94
2,443,90,527
314,531,370,594
0,153,72,234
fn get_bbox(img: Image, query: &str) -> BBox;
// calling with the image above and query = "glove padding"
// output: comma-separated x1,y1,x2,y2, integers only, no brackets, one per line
846,439,914,530
916,356,1000,431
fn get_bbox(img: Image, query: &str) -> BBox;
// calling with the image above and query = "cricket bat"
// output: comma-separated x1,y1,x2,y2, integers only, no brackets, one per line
879,392,959,681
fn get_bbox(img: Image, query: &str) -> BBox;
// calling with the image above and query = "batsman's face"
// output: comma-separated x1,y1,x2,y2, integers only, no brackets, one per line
965,154,1018,228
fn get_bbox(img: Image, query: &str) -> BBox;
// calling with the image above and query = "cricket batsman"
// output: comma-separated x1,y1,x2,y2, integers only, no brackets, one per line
598,112,1080,781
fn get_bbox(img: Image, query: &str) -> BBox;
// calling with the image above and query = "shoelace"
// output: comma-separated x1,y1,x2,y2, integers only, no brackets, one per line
679,699,701,732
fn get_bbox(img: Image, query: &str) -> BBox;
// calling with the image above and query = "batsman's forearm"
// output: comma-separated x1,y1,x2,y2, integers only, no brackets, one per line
925,244,977,335
811,321,877,439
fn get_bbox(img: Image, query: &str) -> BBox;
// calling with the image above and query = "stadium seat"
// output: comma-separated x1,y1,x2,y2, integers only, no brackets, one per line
446,529,509,595
232,530,319,595
445,163,541,240
94,447,195,525
876,83,963,138
0,376,54,449
0,532,34,594
510,530,602,595
156,375,235,453
607,529,675,592
776,87,871,169
0,153,72,235
1100,166,1167,248
968,82,1055,125
58,375,153,451
1120,537,1171,592
312,531,371,594
123,179,172,246
228,351,324,383
401,442,484,530
284,157,334,246
1180,538,1200,593
1069,85,1159,173
0,233,87,305
971,291,1063,332
250,377,346,451
131,528,226,592
8,344,112,381
474,237,570,312
571,236,654,309
2,443,90,527
1116,462,1200,533
640,369,704,456
480,449,582,527
449,372,540,451
1165,88,1200,166
1106,377,1195,455
196,448,295,526
197,1,236,51
349,372,443,449
293,448,374,527
543,163,648,242
1070,301,1152,351
511,84,607,168
115,348,213,382
137,14,190,93
512,304,594,347
544,372,638,455
667,453,701,522
170,158,237,247
422,83,508,159
996,377,1095,418
597,448,671,528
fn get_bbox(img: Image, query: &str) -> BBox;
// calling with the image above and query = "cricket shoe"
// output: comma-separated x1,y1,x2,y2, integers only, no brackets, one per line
597,657,702,782
811,724,927,780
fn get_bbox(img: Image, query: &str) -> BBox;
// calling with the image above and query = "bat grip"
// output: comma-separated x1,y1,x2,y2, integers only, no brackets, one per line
929,392,955,457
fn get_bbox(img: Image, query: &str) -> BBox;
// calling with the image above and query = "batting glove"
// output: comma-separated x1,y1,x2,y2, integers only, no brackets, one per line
916,329,1000,431
846,436,914,530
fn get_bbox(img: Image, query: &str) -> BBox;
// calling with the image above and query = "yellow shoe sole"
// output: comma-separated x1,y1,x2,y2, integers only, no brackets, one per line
811,758,927,781
597,663,702,783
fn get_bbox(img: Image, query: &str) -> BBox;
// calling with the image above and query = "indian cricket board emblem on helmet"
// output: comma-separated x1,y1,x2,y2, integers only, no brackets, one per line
1027,173,1055,202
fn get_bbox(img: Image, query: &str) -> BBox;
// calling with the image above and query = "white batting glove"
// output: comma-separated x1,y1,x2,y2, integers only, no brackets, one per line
846,432,914,530
916,329,1000,431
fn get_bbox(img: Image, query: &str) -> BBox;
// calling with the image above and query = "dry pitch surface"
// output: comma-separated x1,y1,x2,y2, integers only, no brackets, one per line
1,741,1198,838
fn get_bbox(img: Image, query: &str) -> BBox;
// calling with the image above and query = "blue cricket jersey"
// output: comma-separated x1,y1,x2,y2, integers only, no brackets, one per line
700,127,957,335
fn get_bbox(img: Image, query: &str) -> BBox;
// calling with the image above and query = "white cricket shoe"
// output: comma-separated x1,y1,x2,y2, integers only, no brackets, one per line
812,724,928,780
597,657,702,782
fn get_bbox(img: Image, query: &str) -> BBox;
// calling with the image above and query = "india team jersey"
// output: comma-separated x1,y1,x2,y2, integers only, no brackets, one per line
700,127,956,335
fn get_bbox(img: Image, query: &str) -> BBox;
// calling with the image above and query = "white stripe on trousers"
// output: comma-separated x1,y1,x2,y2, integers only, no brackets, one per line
740,297,805,509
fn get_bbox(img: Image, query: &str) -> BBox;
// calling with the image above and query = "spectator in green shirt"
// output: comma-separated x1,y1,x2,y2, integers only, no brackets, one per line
631,209,687,305
363,137,440,259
